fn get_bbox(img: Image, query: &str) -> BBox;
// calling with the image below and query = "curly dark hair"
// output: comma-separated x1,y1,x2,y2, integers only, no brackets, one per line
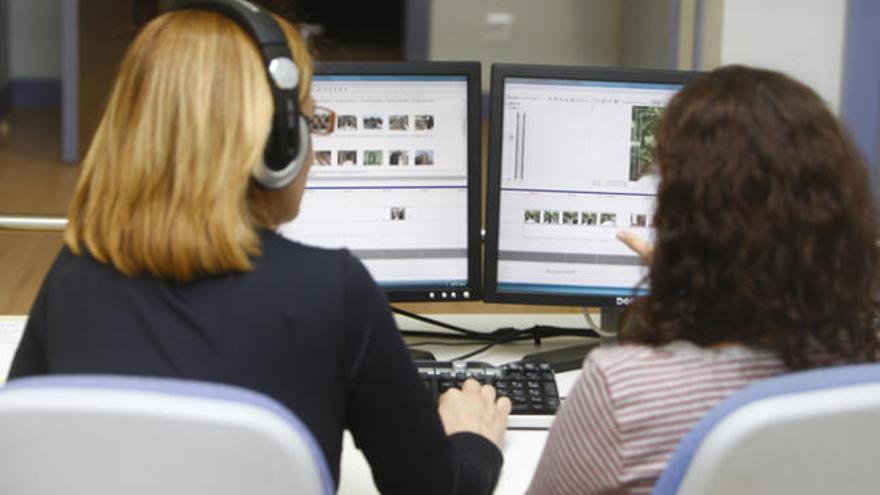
626,65,880,370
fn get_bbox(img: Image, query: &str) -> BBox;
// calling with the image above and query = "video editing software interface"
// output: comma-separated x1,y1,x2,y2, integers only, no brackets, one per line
278,65,477,301
488,67,690,304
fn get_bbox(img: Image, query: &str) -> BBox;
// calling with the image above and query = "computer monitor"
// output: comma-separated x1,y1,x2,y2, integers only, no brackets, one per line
278,62,482,302
484,64,698,309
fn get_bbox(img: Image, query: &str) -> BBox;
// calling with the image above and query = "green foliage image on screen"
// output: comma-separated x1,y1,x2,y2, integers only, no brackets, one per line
629,106,663,181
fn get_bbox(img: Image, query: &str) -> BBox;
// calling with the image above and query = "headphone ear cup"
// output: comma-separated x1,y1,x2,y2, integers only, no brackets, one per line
252,115,310,189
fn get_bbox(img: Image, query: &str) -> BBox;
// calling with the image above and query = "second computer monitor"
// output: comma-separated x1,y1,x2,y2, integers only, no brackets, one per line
278,62,482,302
484,64,698,308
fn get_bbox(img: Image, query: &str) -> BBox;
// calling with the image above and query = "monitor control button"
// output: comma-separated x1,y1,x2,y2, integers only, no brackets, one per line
463,291,471,299
441,292,448,299
450,292,457,299
428,292,435,299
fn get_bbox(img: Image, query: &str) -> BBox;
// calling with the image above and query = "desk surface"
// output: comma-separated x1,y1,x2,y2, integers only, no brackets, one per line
1,314,593,494
336,324,590,495
0,315,26,385
338,428,552,495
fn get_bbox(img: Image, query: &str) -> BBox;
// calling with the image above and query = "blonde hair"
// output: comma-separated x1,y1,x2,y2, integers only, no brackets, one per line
65,9,313,282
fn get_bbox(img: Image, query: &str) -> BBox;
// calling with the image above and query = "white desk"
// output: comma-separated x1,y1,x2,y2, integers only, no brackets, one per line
338,428,553,495
1,313,594,494
337,330,588,494
0,315,26,385
337,312,593,495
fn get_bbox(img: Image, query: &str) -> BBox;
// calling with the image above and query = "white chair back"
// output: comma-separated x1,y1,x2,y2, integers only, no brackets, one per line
0,375,334,495
652,363,880,495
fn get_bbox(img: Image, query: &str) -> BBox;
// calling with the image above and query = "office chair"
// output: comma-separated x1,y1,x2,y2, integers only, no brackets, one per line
0,375,334,495
652,363,880,495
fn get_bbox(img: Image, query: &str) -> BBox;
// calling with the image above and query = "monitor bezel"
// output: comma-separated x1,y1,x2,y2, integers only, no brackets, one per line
483,63,700,308
310,61,483,302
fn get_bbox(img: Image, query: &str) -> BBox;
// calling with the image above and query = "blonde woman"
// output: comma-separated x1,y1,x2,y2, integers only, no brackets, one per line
9,3,509,493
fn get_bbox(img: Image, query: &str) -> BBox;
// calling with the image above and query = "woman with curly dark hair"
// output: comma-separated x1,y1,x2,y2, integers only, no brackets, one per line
527,65,880,494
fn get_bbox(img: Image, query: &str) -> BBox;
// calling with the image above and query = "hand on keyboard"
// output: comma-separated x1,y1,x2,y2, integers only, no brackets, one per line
438,378,511,449
415,360,561,415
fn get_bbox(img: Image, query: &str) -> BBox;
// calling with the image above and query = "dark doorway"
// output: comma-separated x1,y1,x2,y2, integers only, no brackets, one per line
133,0,406,61
296,0,405,60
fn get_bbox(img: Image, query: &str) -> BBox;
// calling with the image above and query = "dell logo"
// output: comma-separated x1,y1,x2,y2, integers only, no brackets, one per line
615,297,634,306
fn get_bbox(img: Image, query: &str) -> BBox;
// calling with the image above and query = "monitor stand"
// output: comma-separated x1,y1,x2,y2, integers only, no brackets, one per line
521,306,625,372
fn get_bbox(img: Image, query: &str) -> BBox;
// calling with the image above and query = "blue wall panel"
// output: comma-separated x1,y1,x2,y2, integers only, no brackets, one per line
842,0,880,198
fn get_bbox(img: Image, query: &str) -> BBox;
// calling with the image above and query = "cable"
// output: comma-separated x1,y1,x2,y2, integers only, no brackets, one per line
407,340,488,347
395,307,603,361
443,325,582,361
448,341,498,361
514,325,600,342
402,325,599,348
400,329,493,341
402,325,599,344
391,306,488,338
583,307,619,338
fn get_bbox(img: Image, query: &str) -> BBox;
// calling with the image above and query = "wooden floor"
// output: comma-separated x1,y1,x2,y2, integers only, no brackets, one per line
0,108,576,316
0,109,80,315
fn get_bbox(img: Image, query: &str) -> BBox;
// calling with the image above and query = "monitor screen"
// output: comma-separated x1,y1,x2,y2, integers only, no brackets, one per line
484,64,698,307
278,62,482,302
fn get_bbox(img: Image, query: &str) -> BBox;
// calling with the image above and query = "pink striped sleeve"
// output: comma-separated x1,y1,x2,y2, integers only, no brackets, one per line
526,357,622,495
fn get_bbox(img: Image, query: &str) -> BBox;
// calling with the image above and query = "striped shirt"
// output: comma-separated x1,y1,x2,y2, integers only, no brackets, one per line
526,341,787,494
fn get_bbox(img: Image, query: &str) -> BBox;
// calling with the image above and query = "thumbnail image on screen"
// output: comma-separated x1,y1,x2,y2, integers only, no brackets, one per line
278,73,471,294
493,74,685,301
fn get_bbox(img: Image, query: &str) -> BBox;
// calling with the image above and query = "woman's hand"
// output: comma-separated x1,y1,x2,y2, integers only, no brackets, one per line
438,379,511,449
616,230,654,264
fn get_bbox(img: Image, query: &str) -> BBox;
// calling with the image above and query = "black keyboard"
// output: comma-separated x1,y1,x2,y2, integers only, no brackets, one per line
415,360,560,415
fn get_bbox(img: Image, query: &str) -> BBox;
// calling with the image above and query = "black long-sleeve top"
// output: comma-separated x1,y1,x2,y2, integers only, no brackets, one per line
9,229,502,494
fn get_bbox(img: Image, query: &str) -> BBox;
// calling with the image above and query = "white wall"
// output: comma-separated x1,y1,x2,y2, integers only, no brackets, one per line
620,0,677,70
9,0,61,79
697,0,724,70
430,0,622,89
714,0,847,112
676,0,697,70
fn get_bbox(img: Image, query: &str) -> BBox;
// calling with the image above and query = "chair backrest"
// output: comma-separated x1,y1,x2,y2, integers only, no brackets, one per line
0,375,334,495
652,363,880,495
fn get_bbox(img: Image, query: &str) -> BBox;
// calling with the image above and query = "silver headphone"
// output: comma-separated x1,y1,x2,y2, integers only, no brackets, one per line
171,0,310,189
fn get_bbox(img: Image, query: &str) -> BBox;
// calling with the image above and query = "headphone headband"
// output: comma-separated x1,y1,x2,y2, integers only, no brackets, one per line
170,0,309,189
